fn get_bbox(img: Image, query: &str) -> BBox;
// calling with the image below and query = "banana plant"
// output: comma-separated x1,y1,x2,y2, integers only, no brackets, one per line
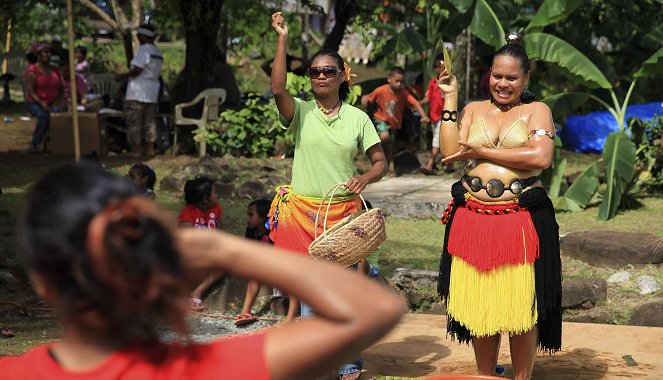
456,0,663,219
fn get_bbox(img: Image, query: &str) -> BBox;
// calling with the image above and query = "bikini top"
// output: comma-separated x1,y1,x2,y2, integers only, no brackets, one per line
466,103,529,149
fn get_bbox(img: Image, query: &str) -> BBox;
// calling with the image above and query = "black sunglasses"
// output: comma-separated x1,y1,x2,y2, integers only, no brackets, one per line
308,66,342,79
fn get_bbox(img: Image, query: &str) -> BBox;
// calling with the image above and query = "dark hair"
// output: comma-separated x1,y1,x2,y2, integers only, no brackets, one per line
75,46,87,56
248,199,271,220
183,177,215,205
493,32,535,103
130,162,157,190
389,66,405,76
433,53,444,67
19,162,189,341
309,49,349,101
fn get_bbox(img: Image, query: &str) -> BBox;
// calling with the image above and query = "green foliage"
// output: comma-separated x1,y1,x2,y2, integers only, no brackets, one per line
598,132,636,220
194,97,293,158
286,73,312,99
470,0,505,49
540,136,567,198
630,116,663,191
555,160,600,212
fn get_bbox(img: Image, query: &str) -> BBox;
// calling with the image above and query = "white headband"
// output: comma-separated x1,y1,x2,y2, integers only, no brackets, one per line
136,27,156,38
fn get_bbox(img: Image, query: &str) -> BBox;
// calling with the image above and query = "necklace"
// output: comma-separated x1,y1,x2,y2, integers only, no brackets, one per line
492,99,520,112
316,100,341,115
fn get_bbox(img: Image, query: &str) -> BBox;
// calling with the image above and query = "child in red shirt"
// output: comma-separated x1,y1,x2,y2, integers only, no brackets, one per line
419,55,453,174
361,66,429,172
177,177,222,309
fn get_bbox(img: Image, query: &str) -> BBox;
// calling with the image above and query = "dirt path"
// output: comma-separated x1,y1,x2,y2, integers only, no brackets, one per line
363,314,663,379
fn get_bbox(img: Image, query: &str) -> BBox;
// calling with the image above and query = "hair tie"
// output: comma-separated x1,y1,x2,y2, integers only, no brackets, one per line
343,63,356,86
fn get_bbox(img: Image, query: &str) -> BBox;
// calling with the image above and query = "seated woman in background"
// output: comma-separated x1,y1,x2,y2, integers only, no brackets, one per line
0,162,405,380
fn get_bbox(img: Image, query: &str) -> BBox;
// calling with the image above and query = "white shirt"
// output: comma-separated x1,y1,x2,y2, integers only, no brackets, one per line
125,43,163,103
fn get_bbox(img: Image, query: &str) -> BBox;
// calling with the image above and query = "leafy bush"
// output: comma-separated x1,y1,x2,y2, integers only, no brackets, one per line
631,116,663,192
193,96,293,158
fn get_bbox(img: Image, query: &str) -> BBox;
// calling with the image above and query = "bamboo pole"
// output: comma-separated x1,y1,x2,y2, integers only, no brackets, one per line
2,20,11,75
66,0,80,161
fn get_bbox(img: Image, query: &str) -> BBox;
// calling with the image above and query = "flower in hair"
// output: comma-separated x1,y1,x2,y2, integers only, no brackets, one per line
344,63,357,86
505,32,523,45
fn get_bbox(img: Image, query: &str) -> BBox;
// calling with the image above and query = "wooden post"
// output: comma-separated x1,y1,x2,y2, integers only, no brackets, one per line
2,20,11,75
66,0,80,161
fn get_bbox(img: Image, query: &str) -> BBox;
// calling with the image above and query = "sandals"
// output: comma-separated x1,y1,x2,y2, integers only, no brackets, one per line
190,298,205,311
234,313,258,327
1,327,15,338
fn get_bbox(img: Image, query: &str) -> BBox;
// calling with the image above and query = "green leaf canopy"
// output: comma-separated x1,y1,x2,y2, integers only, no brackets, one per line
634,47,663,78
470,0,505,49
523,33,612,89
526,0,582,31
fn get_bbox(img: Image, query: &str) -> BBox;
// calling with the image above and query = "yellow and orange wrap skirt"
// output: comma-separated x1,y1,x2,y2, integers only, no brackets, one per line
439,182,562,353
266,186,360,255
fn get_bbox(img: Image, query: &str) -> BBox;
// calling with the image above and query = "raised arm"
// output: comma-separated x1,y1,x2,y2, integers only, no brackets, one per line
177,229,406,380
437,64,461,156
271,12,296,123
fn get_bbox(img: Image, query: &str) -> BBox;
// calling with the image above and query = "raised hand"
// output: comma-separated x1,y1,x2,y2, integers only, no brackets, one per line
271,12,288,38
436,62,458,96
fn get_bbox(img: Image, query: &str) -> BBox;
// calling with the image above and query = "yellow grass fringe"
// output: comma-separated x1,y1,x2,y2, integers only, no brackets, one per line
447,256,537,337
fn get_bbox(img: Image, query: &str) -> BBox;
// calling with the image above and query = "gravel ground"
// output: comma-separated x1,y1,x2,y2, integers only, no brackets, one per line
161,312,281,343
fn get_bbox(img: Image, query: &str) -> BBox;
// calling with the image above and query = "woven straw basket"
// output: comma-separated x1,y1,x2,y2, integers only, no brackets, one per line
308,183,387,267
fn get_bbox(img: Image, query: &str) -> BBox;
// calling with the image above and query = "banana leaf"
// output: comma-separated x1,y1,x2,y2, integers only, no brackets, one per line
523,33,612,89
598,132,636,220
540,92,591,120
526,0,582,31
634,47,663,78
449,0,475,13
470,0,504,49
555,160,600,212
375,24,433,55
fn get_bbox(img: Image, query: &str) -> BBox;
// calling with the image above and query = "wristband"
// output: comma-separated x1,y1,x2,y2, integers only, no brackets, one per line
441,110,458,122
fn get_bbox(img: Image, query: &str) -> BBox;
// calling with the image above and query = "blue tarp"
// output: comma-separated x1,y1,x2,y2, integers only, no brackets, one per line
560,101,663,153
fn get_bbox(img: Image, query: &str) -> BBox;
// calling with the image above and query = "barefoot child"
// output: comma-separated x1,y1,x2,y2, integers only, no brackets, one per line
177,177,222,310
235,199,273,326
127,162,157,199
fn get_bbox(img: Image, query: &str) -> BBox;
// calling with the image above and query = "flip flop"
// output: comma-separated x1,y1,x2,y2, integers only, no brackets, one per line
1,327,15,338
235,313,258,327
190,298,205,311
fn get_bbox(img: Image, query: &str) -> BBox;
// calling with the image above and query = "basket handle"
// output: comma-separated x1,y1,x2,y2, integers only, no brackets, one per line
313,182,369,242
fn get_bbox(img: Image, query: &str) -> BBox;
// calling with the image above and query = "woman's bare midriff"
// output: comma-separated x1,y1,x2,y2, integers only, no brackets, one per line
463,160,542,202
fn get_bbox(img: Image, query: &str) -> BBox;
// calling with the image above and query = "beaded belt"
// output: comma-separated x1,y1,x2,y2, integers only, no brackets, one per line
462,174,538,198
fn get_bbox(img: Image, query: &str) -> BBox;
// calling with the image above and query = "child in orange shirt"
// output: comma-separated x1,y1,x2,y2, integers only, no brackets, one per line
362,66,429,171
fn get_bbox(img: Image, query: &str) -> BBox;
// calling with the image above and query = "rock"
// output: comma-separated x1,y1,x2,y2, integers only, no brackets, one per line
393,151,421,175
561,231,663,266
607,271,631,283
630,300,663,327
565,309,612,324
429,301,447,315
214,182,236,198
636,275,661,295
239,180,266,199
562,279,607,308
0,270,19,289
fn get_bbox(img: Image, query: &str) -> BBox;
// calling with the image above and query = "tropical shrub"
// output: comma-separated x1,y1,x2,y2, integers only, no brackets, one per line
193,96,293,158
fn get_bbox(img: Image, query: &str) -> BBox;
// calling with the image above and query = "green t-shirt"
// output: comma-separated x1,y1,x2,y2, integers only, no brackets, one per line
280,98,381,198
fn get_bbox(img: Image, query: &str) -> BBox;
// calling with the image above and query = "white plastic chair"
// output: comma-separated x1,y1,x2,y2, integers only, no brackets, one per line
173,88,226,156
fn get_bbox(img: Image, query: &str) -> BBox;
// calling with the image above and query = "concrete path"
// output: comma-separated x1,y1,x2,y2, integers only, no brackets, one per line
364,313,663,379
362,175,457,219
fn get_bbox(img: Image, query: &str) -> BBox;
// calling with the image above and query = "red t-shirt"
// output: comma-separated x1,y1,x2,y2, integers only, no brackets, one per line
0,331,269,380
177,204,222,230
366,84,419,130
25,64,61,106
427,78,446,123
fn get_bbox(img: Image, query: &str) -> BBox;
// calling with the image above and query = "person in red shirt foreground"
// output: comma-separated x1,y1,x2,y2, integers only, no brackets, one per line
0,162,405,380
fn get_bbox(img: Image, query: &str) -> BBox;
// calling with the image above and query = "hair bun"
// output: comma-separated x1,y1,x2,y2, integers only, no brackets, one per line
505,32,523,46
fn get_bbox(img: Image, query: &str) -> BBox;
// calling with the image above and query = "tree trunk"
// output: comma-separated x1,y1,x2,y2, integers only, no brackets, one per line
121,30,134,67
322,0,356,51
172,0,240,107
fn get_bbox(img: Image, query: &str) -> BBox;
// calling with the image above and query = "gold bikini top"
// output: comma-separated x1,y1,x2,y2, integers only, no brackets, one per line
467,103,529,149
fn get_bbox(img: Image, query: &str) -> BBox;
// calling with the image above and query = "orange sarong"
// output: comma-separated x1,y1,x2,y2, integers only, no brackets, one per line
267,186,360,255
